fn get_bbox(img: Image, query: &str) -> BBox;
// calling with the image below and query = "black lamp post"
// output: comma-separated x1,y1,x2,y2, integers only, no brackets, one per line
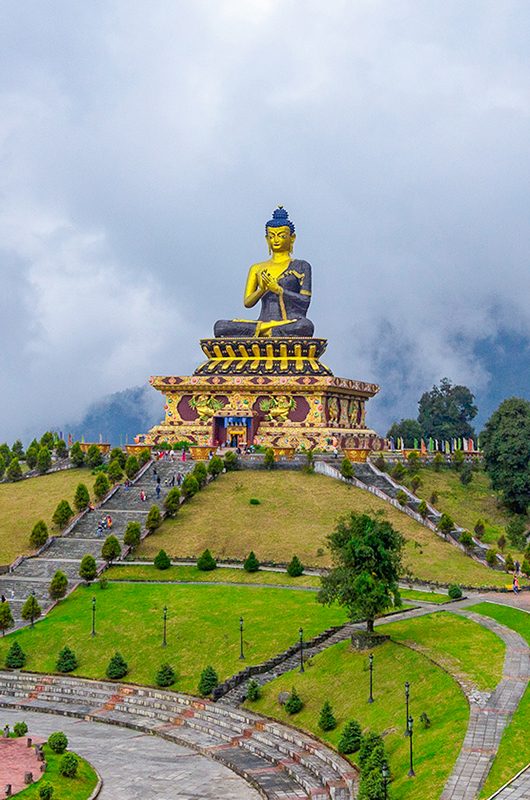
404,681,410,735
382,764,389,800
91,596,96,637
368,653,374,703
299,627,304,673
407,716,415,777
162,606,168,647
239,616,245,660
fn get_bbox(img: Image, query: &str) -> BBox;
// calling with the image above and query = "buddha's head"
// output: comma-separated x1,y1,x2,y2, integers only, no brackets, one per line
265,207,296,254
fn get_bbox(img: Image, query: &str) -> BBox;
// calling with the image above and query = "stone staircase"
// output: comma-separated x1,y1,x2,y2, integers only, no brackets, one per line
218,624,359,706
0,671,357,799
0,457,193,627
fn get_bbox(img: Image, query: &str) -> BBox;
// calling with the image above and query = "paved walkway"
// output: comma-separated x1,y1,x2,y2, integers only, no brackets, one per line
0,734,45,795
0,708,260,800
488,764,530,799
440,610,530,800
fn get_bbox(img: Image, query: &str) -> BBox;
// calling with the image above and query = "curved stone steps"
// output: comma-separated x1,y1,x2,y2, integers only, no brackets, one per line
0,671,356,799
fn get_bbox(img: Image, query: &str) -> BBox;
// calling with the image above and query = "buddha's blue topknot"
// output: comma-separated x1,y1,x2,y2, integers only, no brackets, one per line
266,206,295,234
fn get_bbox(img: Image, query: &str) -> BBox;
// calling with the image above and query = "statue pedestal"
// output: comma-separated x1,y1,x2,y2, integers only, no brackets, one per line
196,337,332,376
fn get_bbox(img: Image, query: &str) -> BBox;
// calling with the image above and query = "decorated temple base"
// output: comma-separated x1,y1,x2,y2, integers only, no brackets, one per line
144,338,384,456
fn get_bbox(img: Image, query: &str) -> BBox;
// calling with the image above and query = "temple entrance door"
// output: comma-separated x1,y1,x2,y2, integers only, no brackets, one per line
213,416,253,447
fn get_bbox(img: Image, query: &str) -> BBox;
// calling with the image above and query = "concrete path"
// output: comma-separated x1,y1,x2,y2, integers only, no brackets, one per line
487,764,530,799
0,708,260,799
440,610,530,800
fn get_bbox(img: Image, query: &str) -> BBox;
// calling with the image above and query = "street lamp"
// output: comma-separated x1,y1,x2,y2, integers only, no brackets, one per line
382,764,389,800
407,716,415,777
162,606,168,647
299,627,304,673
239,616,245,660
404,681,410,735
368,653,374,703
91,596,96,637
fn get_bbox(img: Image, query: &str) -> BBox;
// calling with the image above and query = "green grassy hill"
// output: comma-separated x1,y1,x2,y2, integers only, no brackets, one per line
138,471,508,587
0,468,91,564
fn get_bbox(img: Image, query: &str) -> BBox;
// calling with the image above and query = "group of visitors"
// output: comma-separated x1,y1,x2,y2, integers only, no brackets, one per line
96,515,113,538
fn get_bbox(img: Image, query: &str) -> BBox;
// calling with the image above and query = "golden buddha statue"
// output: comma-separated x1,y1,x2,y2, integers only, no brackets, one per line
214,207,314,338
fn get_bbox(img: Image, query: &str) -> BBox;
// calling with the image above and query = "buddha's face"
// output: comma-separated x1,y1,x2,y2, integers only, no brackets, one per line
266,225,295,254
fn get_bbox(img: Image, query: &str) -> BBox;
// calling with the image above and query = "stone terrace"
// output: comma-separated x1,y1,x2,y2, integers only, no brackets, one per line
0,457,192,626
0,671,356,799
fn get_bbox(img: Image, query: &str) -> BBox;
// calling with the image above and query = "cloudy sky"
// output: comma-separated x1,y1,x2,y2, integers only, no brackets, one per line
1,0,530,442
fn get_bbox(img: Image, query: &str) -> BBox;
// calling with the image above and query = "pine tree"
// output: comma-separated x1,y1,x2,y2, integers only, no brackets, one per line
338,720,362,754
123,521,142,550
79,554,97,582
49,571,68,599
156,663,176,687
164,487,181,517
30,520,49,549
197,549,217,571
86,444,103,469
37,447,52,474
7,458,22,481
73,483,90,512
0,602,14,636
146,505,162,532
21,594,42,624
110,448,126,468
70,441,85,467
106,652,128,679
246,679,261,701
244,550,260,573
284,687,303,714
107,459,124,483
154,549,171,570
287,555,304,577
125,455,139,478
5,640,26,669
181,475,199,498
207,456,224,477
93,472,110,501
101,535,121,564
52,499,74,529
56,646,78,673
198,665,219,696
318,700,337,731
192,462,208,487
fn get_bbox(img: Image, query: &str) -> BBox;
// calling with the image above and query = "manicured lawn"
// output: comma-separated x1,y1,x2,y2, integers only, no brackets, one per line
247,638,468,800
137,471,508,587
106,563,322,587
0,583,347,693
466,603,530,798
398,588,451,604
384,611,505,691
13,744,98,799
414,467,527,555
0,468,92,564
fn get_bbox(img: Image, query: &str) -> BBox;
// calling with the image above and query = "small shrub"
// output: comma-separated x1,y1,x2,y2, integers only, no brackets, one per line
359,731,384,770
396,489,408,506
99,576,108,590
138,447,151,466
37,447,52,474
284,687,304,715
73,483,90,512
39,781,54,800
497,534,507,552
69,441,85,467
93,472,111,501
110,447,126,468
107,459,124,483
338,720,362,754
6,458,22,481
197,548,217,571
373,455,386,472
246,679,261,701
30,519,49,549
224,451,239,471
52,499,74,529
522,558,530,577
106,651,128,679
420,711,431,729
86,444,103,469
410,474,422,493
156,663,176,687
56,645,78,673
448,584,463,600
101,534,121,564
438,513,454,535
407,451,420,472
5,640,26,669
391,462,406,482
123,521,142,550
318,700,337,731
207,455,224,477
198,665,219,696
486,548,498,567
460,464,473,485
452,449,465,471
49,570,68,600
192,462,208,487
164,487,181,517
154,549,171,570
340,457,353,479
79,554,97,582
146,505,162,532
459,531,474,550
287,555,304,577
48,731,68,754
264,448,275,469
504,554,515,572
244,550,260,572
21,594,42,624
430,491,438,505
433,452,444,471
249,497,261,505
417,500,428,518
125,455,139,479
59,751,79,778
181,475,199,499
13,721,28,737
474,518,486,539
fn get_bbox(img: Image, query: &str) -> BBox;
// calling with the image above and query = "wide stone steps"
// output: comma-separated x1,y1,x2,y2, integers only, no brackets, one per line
44,537,111,560
0,672,356,799
0,576,54,603
13,558,104,580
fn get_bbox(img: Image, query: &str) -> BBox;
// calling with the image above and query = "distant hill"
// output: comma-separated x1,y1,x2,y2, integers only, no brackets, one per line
65,385,163,445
